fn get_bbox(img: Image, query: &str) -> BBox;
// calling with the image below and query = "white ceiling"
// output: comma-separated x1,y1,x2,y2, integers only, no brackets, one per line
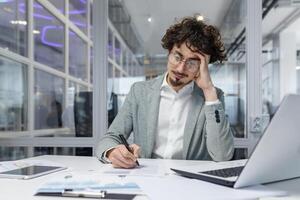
122,0,233,56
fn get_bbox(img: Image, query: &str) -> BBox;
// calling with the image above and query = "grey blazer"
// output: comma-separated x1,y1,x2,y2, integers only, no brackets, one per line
96,75,234,162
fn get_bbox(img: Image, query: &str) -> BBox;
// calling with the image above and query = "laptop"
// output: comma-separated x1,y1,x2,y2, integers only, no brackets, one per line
171,94,300,188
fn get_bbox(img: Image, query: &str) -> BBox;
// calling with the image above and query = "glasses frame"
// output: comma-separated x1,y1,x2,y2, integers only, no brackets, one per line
168,52,200,73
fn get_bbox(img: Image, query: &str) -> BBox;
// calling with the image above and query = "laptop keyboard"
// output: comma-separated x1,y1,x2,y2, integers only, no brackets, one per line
200,166,244,178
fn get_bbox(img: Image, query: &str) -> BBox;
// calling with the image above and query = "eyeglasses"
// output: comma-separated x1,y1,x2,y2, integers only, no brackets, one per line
168,52,200,73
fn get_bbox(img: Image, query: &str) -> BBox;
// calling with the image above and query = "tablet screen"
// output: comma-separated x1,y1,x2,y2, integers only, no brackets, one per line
0,165,62,176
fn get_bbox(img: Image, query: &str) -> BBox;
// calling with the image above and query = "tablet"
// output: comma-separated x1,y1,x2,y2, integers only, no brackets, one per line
0,165,67,179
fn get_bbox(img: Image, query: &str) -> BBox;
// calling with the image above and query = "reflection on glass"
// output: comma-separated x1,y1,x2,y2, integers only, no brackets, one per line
69,30,87,81
108,62,113,78
211,63,246,138
122,49,128,73
90,47,93,84
63,82,76,131
0,0,27,56
114,66,120,78
90,1,93,40
128,55,133,76
108,28,113,59
48,0,64,14
213,0,246,138
34,1,64,72
34,147,92,156
115,38,121,65
73,85,92,137
34,69,64,130
69,0,87,34
0,56,27,132
0,147,27,161
262,2,300,125
0,146,92,160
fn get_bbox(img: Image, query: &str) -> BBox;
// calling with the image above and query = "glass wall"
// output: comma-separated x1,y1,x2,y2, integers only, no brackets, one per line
262,1,300,126
0,0,94,159
0,56,27,132
211,0,247,141
34,1,65,72
0,146,92,161
0,0,27,56
106,23,143,125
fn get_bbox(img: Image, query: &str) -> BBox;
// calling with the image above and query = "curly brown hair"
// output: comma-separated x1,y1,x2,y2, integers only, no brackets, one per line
161,16,226,64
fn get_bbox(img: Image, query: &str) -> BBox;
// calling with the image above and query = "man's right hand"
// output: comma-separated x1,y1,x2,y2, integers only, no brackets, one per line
107,144,140,168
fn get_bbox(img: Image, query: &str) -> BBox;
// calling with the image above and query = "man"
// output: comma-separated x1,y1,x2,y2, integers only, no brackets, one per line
96,16,234,168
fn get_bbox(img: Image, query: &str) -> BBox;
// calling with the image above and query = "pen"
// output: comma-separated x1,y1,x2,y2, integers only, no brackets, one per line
119,134,140,166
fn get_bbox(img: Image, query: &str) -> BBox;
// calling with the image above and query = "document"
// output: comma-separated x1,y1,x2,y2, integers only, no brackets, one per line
35,174,144,199
101,160,164,177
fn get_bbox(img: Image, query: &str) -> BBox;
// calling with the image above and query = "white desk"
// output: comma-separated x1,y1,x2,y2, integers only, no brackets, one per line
0,155,299,200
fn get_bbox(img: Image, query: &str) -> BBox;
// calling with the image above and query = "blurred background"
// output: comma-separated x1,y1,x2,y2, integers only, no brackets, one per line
0,0,298,161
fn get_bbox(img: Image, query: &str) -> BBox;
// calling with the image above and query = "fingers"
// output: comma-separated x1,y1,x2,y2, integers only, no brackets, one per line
107,145,137,169
195,69,201,79
197,52,210,64
130,144,141,158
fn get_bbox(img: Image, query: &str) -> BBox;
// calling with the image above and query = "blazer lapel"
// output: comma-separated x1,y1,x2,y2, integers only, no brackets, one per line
182,87,205,159
145,75,164,157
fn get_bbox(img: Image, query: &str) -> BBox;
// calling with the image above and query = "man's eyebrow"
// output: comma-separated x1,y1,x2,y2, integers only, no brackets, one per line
174,50,199,60
174,50,183,57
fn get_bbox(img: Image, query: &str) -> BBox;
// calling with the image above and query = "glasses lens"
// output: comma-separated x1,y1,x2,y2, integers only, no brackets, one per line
169,53,181,65
186,60,199,72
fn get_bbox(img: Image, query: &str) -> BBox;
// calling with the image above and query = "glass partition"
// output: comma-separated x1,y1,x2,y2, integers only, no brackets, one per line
211,0,247,138
34,69,64,130
69,0,87,34
0,56,27,132
262,1,300,124
69,30,88,81
34,1,65,72
0,0,27,56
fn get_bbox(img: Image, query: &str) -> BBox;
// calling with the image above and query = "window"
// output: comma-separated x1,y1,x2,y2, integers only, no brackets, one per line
0,0,95,159
69,30,87,81
34,1,65,72
69,0,87,34
0,0,27,56
0,56,27,132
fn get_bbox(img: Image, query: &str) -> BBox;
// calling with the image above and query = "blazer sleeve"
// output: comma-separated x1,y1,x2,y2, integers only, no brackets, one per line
204,89,234,161
96,83,137,162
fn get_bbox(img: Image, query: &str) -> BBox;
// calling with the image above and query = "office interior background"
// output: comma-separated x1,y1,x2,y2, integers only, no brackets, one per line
0,0,299,161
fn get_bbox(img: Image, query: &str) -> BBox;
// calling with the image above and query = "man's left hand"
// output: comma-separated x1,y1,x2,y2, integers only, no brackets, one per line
194,53,218,101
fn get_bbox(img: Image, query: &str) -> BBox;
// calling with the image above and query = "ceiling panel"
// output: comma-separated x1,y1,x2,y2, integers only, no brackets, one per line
123,0,233,55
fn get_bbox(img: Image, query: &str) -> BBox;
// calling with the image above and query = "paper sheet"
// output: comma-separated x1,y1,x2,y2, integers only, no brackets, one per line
36,174,143,195
101,162,164,177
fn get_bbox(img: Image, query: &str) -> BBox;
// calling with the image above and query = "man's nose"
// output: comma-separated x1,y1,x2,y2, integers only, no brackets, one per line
176,61,186,73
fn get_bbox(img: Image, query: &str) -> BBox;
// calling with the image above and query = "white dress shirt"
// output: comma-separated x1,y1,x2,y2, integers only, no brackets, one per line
152,75,194,159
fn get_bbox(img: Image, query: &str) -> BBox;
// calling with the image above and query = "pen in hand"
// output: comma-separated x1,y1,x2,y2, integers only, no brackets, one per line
119,134,140,166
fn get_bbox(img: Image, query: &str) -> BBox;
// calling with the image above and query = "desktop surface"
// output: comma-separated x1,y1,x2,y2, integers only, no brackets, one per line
0,155,299,200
